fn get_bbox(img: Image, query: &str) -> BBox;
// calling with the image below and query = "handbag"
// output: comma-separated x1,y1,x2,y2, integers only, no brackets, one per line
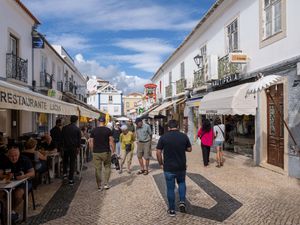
125,143,132,153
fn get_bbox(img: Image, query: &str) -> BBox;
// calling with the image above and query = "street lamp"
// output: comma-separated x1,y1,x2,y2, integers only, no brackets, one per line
193,54,203,68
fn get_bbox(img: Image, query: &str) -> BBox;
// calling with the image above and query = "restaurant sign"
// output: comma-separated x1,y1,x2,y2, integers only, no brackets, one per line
212,74,241,87
0,84,77,115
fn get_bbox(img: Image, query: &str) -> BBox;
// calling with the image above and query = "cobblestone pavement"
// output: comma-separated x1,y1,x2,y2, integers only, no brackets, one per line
32,144,300,225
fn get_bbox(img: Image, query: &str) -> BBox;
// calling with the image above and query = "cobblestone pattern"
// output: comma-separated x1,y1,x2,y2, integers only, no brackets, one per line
153,172,242,222
22,179,81,225
19,145,300,225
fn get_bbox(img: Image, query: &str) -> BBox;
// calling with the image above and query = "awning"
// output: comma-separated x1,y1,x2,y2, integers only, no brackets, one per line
78,106,99,119
199,83,257,115
186,97,202,107
0,80,78,115
149,98,185,118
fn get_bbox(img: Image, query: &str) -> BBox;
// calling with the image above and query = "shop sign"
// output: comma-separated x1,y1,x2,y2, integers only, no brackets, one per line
32,36,44,48
212,74,240,87
228,53,248,64
48,89,62,100
0,86,76,115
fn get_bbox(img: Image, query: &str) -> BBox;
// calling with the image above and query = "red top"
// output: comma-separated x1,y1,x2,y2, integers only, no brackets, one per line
197,128,214,147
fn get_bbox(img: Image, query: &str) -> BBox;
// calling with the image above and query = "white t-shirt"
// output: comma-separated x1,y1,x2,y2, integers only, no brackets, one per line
214,124,225,142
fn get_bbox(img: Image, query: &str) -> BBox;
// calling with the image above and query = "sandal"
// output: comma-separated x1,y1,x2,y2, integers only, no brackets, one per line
137,170,145,175
143,170,149,175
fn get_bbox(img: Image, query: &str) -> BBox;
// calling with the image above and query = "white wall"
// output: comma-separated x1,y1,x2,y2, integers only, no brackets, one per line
0,1,35,84
153,0,300,98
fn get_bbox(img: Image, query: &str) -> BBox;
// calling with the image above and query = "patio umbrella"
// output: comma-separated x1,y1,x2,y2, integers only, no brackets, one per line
247,73,298,147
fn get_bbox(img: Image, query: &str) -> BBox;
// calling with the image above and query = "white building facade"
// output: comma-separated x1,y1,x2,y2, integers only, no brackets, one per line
152,0,300,178
87,78,123,117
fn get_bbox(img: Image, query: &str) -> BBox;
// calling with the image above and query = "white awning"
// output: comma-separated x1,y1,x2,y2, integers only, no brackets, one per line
199,83,257,115
0,80,78,115
78,106,99,119
149,98,185,118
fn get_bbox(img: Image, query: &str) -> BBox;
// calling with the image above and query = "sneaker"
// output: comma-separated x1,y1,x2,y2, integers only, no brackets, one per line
11,211,19,222
179,202,186,213
167,210,176,217
118,169,123,174
104,184,111,190
63,174,68,180
97,186,103,192
68,180,74,186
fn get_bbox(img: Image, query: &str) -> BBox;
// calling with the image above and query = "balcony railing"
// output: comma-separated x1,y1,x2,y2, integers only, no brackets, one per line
57,81,63,92
218,54,242,78
165,85,172,98
176,78,186,94
64,81,74,94
6,53,28,83
40,71,53,89
193,69,205,88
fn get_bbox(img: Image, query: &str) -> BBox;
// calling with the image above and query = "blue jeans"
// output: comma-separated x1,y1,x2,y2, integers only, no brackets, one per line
164,171,186,210
115,142,121,155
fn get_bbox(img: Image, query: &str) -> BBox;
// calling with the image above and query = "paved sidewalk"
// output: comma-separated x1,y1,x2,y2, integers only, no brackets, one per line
34,144,300,225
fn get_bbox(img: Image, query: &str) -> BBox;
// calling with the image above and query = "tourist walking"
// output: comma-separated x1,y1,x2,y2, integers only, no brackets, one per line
89,117,115,190
127,119,135,133
62,115,81,185
50,118,63,152
135,118,152,175
197,119,214,167
112,122,122,157
156,120,192,217
119,125,135,174
214,117,225,167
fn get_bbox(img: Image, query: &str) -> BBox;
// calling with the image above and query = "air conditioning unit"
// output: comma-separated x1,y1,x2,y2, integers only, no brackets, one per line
204,55,218,81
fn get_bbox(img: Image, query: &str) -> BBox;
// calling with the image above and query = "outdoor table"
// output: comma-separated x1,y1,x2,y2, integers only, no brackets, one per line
46,152,61,178
0,178,28,225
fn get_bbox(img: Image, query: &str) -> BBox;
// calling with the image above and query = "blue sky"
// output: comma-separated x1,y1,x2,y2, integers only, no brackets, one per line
23,0,216,93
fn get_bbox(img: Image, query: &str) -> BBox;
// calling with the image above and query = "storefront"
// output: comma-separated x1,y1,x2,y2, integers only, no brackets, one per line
199,83,257,157
0,80,98,139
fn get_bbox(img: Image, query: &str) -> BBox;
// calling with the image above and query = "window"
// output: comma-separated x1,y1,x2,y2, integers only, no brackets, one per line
227,19,239,52
9,34,18,55
41,55,47,72
103,106,108,112
109,95,113,102
264,0,282,38
126,102,130,108
200,45,207,57
180,62,185,79
260,0,286,47
169,72,172,85
114,106,118,113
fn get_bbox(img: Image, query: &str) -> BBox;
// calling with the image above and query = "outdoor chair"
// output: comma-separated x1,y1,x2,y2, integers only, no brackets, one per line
22,183,36,222
0,200,4,225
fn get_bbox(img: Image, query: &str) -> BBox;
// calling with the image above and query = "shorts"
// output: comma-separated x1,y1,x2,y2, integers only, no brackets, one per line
137,141,151,160
215,141,224,147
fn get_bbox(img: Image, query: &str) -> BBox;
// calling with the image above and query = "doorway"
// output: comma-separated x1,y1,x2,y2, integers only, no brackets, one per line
267,84,284,168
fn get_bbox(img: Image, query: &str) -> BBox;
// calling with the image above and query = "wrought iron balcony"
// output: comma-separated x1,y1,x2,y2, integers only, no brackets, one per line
165,85,172,98
6,53,28,83
40,71,53,89
57,81,63,92
176,78,187,94
64,81,74,94
218,54,242,78
193,69,205,88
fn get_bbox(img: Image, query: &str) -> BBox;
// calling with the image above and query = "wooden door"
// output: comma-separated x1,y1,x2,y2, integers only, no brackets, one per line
267,84,284,168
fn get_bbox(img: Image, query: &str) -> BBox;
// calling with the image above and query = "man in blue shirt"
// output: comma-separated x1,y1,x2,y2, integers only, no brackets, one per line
156,120,192,217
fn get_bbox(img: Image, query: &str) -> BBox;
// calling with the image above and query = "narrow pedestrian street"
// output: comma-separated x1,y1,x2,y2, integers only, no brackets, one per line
23,144,300,225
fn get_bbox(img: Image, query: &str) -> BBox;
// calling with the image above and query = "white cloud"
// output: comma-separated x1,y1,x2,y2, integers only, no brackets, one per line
74,54,150,94
23,0,199,31
110,38,175,73
48,34,91,51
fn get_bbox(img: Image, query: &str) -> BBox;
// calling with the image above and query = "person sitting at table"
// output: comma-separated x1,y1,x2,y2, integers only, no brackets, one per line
40,133,57,152
0,144,35,222
24,138,48,174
